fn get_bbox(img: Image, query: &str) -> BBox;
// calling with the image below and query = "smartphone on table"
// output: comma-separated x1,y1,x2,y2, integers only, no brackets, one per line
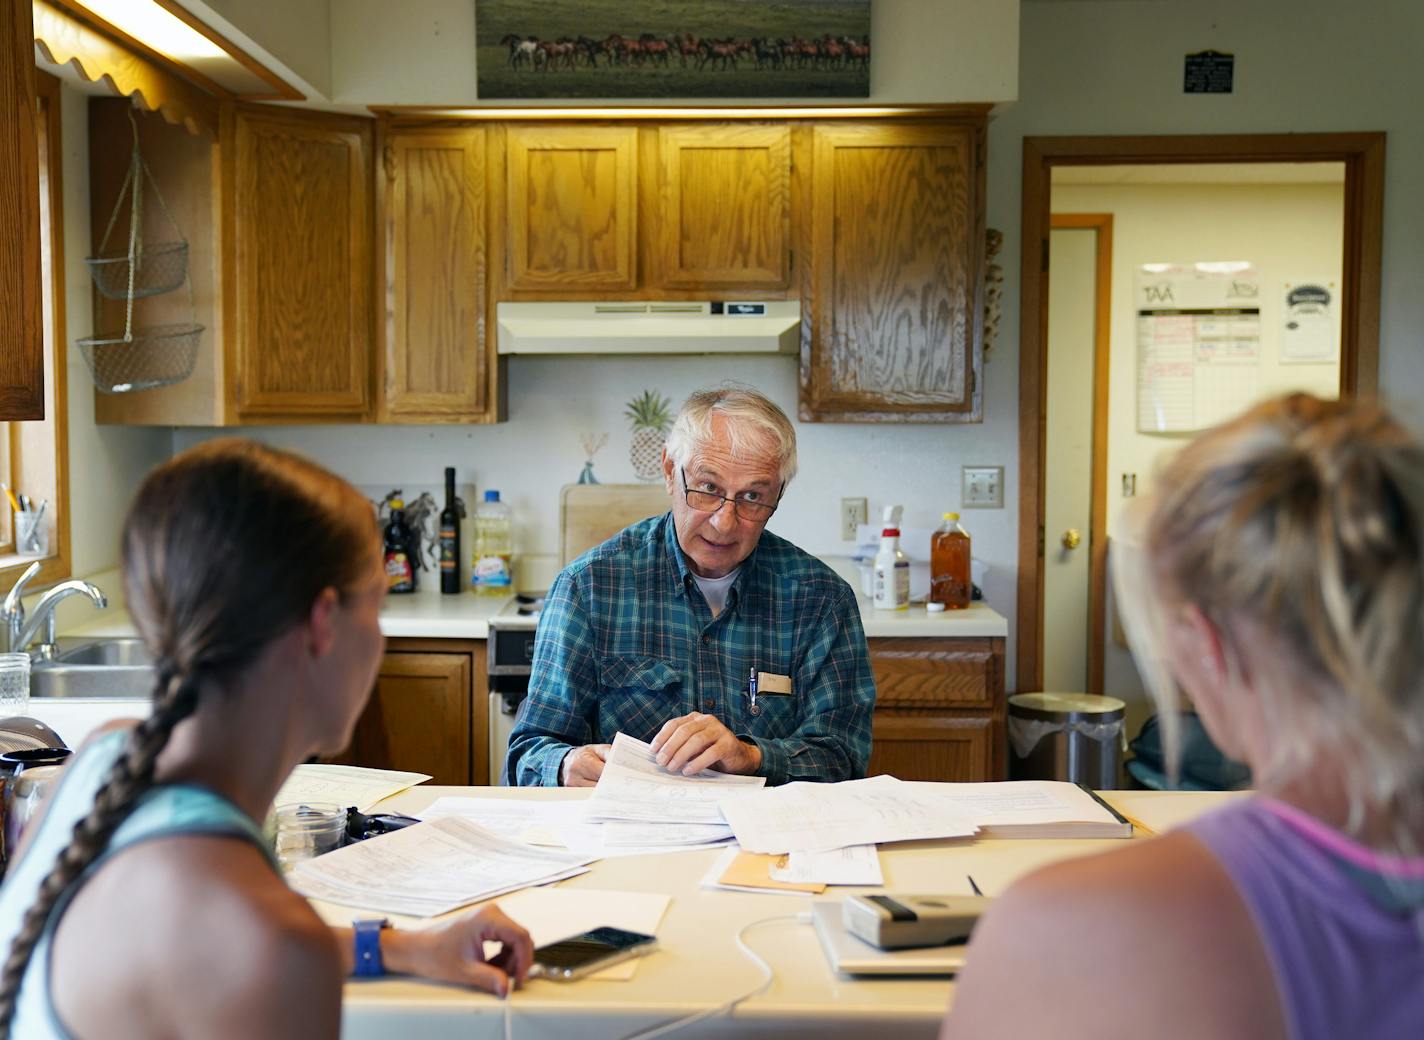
529,926,658,981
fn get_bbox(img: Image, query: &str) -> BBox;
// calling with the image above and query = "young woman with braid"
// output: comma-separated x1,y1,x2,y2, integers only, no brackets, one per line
944,394,1424,1039
0,441,533,1039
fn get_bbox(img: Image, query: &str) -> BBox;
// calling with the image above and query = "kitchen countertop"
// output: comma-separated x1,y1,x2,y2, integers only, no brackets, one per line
61,587,1008,642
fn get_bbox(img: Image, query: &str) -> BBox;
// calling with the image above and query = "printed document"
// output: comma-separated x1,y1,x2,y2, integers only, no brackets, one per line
769,844,883,886
289,817,593,917
718,776,978,854
586,732,765,825
275,763,430,813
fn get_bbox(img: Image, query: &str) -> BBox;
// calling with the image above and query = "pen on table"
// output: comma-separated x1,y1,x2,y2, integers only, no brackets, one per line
967,874,983,896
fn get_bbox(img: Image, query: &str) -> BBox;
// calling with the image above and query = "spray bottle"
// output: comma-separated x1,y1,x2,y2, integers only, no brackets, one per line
872,504,910,611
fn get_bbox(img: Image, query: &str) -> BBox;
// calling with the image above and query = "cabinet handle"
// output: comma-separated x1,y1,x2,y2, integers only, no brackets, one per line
1061,529,1082,550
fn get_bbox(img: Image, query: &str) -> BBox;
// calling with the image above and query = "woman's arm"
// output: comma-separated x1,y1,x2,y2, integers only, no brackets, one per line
331,905,534,996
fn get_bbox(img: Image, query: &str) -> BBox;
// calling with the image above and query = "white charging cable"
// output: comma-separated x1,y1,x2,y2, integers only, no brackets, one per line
614,912,811,1040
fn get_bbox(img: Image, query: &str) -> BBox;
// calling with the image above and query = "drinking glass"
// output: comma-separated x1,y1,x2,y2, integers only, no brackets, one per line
0,655,29,716
269,802,346,870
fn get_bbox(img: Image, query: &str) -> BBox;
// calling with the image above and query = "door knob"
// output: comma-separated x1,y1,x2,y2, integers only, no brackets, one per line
1061,529,1082,550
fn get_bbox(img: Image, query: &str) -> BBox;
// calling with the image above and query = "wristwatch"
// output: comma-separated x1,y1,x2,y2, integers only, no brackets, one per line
352,918,392,977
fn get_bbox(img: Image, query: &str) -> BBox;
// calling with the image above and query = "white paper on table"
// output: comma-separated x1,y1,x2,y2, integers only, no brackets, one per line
418,796,733,858
585,732,765,825
275,763,431,813
491,888,671,981
769,844,883,886
289,817,595,917
718,776,978,854
419,796,586,847
696,845,796,896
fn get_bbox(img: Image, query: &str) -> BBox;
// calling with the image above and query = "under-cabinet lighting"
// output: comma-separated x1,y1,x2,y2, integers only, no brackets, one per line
70,0,225,62
396,105,933,120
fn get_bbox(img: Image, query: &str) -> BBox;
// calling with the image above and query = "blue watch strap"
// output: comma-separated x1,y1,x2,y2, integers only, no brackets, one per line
352,918,390,977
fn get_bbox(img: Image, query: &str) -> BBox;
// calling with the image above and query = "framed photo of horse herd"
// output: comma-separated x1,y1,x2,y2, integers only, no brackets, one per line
475,0,872,99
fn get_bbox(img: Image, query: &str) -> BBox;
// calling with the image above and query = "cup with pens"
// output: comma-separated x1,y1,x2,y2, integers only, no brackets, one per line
2,485,48,557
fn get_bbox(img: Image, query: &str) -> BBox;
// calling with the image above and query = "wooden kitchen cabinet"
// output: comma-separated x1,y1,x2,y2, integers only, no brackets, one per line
229,105,373,419
866,636,1005,781
0,0,43,421
802,120,985,423
88,99,374,425
328,638,489,786
378,126,502,423
503,125,638,292
647,124,792,292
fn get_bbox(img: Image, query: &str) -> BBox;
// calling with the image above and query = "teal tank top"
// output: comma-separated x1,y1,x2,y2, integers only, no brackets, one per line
0,730,277,1039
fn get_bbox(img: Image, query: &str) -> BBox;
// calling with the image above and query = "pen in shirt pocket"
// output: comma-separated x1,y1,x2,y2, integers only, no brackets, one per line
747,667,760,716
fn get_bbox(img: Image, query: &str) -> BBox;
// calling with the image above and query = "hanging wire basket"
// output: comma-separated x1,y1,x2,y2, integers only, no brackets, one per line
76,109,202,394
86,240,189,300
77,323,202,394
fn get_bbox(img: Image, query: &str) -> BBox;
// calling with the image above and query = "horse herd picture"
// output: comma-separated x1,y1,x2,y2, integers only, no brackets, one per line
475,0,872,99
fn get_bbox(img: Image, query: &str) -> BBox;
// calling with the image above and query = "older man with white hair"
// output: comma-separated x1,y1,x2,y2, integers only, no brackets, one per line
507,386,876,787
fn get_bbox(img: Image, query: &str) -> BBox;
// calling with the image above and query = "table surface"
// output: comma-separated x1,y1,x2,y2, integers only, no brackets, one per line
328,787,1242,1040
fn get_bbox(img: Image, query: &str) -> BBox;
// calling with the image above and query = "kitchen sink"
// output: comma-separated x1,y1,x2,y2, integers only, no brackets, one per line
29,638,156,699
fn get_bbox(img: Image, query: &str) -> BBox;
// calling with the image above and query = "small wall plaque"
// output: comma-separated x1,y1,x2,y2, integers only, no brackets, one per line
1184,50,1234,93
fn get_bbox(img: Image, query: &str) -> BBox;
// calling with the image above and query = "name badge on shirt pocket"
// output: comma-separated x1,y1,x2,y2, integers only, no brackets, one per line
756,671,792,696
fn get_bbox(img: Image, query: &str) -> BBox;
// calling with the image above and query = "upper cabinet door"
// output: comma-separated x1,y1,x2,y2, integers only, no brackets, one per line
652,124,791,292
0,1,43,420
804,122,984,423
383,128,495,423
505,125,637,292
231,106,372,418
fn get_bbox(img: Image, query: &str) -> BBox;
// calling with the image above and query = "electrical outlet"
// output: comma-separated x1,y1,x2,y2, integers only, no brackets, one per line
962,466,1004,509
840,497,868,540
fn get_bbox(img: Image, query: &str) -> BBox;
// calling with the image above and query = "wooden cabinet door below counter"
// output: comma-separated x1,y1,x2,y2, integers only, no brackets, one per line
650,124,791,292
505,125,637,292
331,650,471,785
869,715,992,783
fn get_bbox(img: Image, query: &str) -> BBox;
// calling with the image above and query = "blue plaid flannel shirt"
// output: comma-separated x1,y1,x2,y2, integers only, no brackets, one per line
506,513,875,787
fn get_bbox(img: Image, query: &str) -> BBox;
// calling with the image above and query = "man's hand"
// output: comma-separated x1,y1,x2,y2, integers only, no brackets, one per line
381,906,533,997
651,713,763,776
560,743,611,787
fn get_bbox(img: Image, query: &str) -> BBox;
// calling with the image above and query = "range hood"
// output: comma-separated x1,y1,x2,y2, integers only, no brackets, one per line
496,301,800,355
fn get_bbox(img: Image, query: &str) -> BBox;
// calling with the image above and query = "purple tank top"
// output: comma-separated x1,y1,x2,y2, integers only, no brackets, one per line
1186,798,1424,1040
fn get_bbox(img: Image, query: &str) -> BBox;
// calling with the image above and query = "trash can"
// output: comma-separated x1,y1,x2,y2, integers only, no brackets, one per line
1008,693,1126,789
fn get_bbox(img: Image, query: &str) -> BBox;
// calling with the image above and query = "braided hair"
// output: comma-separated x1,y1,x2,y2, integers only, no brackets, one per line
0,440,376,1037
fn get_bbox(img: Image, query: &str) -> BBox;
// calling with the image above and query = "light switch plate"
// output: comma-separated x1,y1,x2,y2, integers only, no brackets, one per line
962,466,1004,509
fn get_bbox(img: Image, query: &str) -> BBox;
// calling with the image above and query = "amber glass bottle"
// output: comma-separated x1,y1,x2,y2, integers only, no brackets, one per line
930,512,972,609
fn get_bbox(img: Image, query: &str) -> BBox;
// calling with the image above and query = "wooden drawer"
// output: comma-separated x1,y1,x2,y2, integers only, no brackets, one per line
868,637,1000,708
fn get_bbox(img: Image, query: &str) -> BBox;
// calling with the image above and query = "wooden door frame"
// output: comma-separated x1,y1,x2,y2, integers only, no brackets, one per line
1046,213,1113,696
1017,132,1386,695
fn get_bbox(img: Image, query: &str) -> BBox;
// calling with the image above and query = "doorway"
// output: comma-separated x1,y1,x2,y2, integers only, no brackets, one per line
1017,133,1385,707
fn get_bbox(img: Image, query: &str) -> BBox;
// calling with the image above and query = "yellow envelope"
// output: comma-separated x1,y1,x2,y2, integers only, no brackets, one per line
719,852,827,894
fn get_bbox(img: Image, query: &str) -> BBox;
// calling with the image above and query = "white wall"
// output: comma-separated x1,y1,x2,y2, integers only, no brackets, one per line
328,0,1020,105
58,85,171,581
172,354,1023,614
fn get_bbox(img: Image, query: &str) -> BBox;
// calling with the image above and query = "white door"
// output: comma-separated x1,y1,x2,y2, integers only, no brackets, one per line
1042,226,1099,692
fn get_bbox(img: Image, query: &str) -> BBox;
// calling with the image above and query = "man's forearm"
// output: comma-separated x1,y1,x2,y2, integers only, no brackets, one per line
744,733,860,786
507,732,575,787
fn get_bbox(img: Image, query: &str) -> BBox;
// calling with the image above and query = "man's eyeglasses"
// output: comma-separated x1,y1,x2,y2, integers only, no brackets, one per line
681,468,782,523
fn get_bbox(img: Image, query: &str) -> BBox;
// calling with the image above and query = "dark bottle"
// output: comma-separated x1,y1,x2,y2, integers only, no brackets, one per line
383,497,415,594
439,467,462,594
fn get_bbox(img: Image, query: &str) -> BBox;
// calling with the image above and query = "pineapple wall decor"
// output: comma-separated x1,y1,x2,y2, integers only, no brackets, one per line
626,389,674,482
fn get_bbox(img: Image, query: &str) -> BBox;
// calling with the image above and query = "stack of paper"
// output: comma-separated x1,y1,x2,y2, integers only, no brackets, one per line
274,763,431,813
417,796,735,858
902,780,1134,839
700,844,885,895
289,817,593,917
585,732,765,825
717,776,979,855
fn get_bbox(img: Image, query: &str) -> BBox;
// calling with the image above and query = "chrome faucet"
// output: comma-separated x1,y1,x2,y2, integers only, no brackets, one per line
2,561,108,657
